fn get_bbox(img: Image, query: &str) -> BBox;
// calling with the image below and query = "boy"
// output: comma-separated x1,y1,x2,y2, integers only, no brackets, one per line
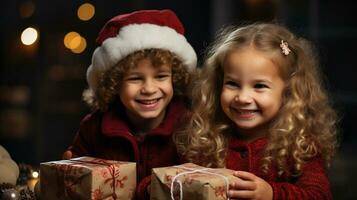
63,9,196,199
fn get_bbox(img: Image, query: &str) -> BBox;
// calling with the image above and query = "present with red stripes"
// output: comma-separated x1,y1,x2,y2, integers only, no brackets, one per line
40,156,136,200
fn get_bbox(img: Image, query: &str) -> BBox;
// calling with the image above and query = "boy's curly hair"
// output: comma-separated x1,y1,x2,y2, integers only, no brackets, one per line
180,23,339,177
83,48,192,111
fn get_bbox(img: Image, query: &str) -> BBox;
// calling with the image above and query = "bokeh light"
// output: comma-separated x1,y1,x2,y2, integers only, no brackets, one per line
71,36,87,54
21,27,38,45
32,171,39,178
77,3,95,21
64,31,80,49
63,32,87,54
19,1,35,18
68,35,82,50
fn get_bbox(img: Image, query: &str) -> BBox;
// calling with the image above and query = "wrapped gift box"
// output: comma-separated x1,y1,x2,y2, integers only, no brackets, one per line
150,163,240,200
40,156,136,200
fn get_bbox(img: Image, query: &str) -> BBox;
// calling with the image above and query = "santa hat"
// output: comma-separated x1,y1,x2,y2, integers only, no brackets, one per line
87,9,197,92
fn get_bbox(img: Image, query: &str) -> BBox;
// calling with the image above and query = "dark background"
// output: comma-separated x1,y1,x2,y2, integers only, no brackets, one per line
1,0,356,199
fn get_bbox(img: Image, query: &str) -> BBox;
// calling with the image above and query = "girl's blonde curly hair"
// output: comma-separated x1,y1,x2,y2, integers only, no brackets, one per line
179,23,339,177
83,48,192,111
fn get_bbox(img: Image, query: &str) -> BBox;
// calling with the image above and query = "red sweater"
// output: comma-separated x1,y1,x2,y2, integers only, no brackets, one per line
68,101,187,199
226,137,332,200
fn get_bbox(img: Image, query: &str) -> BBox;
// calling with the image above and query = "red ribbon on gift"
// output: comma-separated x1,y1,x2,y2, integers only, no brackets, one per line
54,157,127,200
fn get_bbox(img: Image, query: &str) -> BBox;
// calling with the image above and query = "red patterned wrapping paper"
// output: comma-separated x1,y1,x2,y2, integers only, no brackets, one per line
40,156,136,200
150,163,240,200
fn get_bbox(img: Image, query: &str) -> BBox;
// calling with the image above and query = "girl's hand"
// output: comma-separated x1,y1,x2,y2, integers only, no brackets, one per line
228,171,273,200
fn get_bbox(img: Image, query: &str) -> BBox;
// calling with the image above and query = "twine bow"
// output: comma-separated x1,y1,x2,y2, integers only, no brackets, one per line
169,165,230,200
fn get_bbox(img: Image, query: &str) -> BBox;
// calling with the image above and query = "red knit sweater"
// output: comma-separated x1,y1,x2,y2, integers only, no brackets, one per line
67,101,187,199
226,137,332,200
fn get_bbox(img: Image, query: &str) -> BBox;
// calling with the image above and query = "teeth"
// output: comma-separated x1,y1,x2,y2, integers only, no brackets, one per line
238,110,255,114
138,99,159,104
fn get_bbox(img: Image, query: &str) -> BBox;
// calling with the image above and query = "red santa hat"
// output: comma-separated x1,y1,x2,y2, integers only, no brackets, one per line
87,9,197,92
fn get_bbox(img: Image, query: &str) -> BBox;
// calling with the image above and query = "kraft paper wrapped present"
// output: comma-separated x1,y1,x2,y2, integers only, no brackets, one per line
40,156,136,200
150,163,240,200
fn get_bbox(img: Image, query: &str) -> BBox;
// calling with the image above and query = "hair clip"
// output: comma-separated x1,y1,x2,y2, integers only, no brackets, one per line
280,40,291,56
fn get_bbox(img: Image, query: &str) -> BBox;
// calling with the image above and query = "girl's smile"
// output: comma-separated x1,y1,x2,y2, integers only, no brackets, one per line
230,108,260,120
220,47,285,139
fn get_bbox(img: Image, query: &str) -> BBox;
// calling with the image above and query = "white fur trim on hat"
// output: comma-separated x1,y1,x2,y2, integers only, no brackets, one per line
88,23,197,92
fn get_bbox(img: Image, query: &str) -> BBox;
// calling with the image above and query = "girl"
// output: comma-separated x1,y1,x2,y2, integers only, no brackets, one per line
180,23,338,199
63,9,197,199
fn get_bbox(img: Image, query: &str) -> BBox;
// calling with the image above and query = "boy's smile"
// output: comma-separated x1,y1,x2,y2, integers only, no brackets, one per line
135,98,163,110
119,58,173,130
